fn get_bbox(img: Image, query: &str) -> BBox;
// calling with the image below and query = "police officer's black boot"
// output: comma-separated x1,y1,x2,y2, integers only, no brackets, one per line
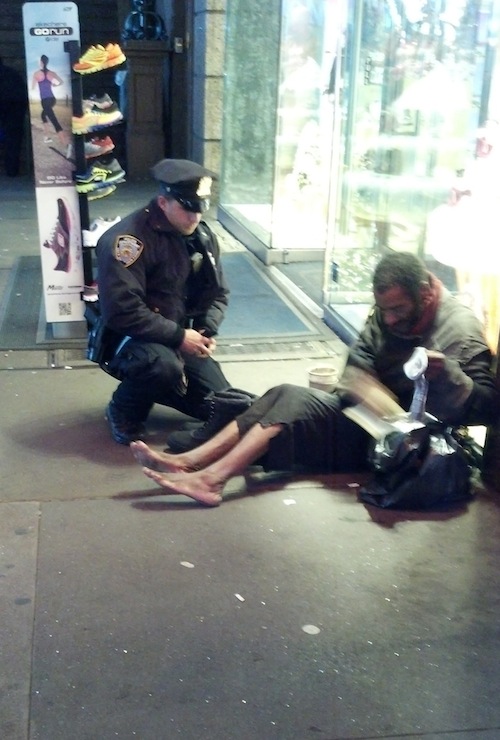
105,400,148,445
165,388,256,453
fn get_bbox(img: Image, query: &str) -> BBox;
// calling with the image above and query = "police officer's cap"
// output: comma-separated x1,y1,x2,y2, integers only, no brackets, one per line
151,158,217,213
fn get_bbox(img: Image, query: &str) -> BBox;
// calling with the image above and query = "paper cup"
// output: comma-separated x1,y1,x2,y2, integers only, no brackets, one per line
308,366,339,393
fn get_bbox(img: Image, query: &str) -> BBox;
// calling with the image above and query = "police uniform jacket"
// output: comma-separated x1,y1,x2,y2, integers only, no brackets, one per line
95,199,229,347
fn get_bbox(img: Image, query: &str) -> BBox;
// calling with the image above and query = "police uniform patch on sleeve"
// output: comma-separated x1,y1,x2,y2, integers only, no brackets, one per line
114,235,144,266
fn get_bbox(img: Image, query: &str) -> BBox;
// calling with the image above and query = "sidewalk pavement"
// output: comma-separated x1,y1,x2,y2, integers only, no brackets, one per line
2,175,500,739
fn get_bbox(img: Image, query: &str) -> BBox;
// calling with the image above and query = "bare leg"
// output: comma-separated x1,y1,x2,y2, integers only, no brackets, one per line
42,122,53,141
141,422,284,506
57,129,69,145
54,129,72,159
130,420,242,473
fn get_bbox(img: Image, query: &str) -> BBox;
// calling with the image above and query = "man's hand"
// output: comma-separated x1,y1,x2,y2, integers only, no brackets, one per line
181,328,217,358
425,350,447,380
338,366,404,417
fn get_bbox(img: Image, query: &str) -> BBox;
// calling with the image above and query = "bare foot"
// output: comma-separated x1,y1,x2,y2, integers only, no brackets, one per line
142,467,223,507
130,440,195,473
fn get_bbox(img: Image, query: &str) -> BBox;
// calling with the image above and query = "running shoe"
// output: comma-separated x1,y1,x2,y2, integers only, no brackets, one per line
89,176,126,192
84,135,115,159
75,158,126,193
72,107,123,135
104,43,126,68
73,43,126,75
83,100,121,116
83,282,99,301
88,184,117,201
82,216,121,246
43,198,71,272
83,93,114,110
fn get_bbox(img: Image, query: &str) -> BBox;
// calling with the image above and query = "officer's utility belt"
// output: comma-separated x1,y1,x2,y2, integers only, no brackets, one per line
84,300,130,371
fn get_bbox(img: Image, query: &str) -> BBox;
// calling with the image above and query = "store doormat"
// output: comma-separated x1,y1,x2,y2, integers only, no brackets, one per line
0,255,44,350
219,252,320,340
0,253,321,351
0,256,87,351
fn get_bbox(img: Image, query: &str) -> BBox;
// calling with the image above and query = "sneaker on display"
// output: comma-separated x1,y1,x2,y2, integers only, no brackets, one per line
84,100,122,116
73,43,126,75
84,135,115,159
72,108,123,135
82,216,121,246
89,177,126,193
83,93,114,110
43,198,72,272
76,158,126,193
88,184,117,201
83,282,99,301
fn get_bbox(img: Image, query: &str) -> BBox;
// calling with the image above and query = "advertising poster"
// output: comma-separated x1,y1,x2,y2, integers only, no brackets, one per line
23,1,84,323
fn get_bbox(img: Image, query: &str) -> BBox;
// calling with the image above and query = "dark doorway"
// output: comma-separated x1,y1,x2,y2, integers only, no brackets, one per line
166,0,193,158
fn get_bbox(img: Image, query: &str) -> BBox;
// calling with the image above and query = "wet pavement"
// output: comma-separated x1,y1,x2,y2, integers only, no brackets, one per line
2,174,500,740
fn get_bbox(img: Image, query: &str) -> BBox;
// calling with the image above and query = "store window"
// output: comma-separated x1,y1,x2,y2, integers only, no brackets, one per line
220,0,500,350
219,0,281,252
220,0,339,260
272,0,338,252
328,0,500,349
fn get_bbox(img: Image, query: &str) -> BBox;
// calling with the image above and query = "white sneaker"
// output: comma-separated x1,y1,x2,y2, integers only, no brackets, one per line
82,216,121,246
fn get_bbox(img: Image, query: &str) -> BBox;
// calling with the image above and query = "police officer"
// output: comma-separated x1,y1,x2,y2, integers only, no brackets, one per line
96,158,233,445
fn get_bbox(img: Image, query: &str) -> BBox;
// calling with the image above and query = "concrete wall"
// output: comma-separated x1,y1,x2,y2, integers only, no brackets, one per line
120,0,227,169
191,0,226,174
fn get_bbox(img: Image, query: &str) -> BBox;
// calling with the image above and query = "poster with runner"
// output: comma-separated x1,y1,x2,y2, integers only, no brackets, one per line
23,1,84,323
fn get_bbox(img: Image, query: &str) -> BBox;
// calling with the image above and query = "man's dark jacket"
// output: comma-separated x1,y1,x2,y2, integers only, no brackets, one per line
345,286,499,426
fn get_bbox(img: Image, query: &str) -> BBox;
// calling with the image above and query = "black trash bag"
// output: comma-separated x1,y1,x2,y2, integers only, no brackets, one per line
359,419,473,510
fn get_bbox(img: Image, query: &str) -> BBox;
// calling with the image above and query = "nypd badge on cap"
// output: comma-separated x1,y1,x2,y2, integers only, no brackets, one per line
152,159,217,213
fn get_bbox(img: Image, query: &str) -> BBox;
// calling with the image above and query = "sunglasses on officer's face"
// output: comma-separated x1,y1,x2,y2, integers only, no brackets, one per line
175,196,210,214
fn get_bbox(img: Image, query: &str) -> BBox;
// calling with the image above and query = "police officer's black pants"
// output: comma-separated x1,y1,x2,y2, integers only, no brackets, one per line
107,340,230,422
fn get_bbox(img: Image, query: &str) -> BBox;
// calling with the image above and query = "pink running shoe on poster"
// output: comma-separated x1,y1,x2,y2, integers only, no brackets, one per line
43,197,72,272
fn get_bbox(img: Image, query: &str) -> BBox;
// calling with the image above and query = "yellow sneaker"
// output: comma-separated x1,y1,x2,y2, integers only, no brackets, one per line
104,43,126,68
88,184,117,201
72,107,124,135
73,43,126,74
73,45,108,74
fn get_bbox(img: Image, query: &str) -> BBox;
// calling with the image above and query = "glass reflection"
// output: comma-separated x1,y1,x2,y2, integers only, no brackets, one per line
330,0,500,349
220,0,500,349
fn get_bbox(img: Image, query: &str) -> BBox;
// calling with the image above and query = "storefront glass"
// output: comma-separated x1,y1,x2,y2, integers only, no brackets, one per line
220,0,500,350
271,0,339,252
329,0,500,349
219,0,281,252
220,0,339,260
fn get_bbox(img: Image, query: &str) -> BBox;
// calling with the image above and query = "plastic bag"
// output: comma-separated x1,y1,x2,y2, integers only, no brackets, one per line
359,419,473,510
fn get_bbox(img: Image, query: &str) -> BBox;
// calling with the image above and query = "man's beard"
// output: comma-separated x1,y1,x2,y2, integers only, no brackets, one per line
387,307,422,336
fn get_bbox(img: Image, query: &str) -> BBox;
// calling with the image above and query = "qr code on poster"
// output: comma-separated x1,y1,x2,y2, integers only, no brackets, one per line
58,302,72,317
